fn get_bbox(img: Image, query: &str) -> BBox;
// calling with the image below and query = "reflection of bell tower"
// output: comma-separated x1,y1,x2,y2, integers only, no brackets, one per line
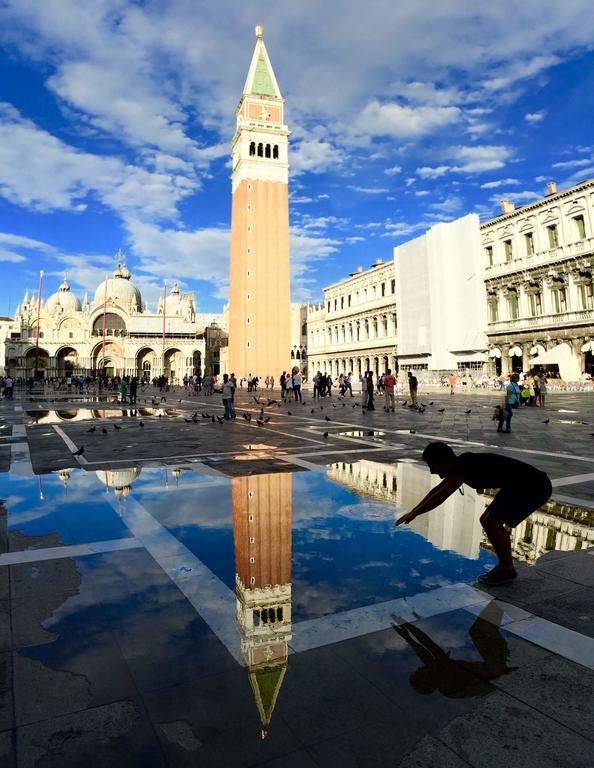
232,473,292,739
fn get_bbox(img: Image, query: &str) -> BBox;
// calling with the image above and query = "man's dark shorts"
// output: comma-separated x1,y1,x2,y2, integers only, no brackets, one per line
485,475,552,527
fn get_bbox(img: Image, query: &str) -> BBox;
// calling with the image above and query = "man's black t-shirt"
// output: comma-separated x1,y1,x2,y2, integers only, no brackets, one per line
409,375,418,390
456,452,547,490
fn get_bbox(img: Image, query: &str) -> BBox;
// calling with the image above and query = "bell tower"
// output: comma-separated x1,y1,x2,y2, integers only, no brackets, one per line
228,25,291,379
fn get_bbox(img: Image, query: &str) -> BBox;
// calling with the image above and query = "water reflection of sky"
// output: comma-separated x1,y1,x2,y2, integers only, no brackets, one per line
1,459,546,620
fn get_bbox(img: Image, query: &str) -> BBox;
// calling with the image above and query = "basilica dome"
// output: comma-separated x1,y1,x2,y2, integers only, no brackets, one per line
95,467,141,497
94,264,142,311
46,280,82,314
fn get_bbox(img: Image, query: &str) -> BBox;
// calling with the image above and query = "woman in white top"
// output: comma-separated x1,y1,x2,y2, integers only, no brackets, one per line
285,373,293,400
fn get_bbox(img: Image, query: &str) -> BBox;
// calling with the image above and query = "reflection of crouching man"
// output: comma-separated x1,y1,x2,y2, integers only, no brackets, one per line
395,442,552,585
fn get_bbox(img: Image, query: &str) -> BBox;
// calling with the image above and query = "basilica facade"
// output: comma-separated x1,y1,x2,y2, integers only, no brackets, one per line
3,262,226,381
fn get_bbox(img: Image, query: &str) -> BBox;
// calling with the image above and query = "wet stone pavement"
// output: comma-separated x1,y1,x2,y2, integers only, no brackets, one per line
0,384,593,767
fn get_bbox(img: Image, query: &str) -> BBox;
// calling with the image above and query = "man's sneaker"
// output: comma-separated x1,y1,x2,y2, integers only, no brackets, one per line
477,566,517,585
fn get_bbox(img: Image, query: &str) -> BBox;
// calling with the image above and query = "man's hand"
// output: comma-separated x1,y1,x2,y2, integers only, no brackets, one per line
395,509,418,526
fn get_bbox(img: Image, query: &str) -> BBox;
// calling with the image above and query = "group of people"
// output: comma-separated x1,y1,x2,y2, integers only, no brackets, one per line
280,369,303,401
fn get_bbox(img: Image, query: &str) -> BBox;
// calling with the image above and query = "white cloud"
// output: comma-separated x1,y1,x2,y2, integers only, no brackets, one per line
430,195,463,213
417,165,450,179
415,190,430,197
384,164,402,176
450,144,513,173
355,100,461,140
345,236,365,244
290,138,345,175
0,248,27,263
525,111,546,123
488,190,541,204
405,177,416,187
301,215,349,230
551,157,592,169
480,178,520,188
348,186,388,194
0,103,196,219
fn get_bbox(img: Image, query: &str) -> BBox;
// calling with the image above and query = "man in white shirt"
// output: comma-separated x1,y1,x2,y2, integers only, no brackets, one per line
293,369,303,401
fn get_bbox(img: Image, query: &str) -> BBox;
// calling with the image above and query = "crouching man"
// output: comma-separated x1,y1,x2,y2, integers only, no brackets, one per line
395,442,552,585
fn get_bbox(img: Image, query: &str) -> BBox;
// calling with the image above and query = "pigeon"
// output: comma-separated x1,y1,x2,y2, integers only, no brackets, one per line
256,420,262,427
72,445,84,456
114,423,121,430
323,432,329,438
264,416,271,423
320,406,324,410
139,421,144,428
211,415,216,423
409,429,416,434
184,418,192,423
102,427,108,434
217,416,224,424
243,413,249,421
342,403,346,407
287,411,292,415
465,409,472,414
158,413,163,418
543,419,550,424
368,431,374,436
325,416,331,422
402,400,407,407
311,409,315,414
178,399,182,403
192,415,198,423
352,403,360,408
246,413,252,422
332,404,337,408
429,401,434,406
161,396,166,402
438,408,445,413
87,426,96,433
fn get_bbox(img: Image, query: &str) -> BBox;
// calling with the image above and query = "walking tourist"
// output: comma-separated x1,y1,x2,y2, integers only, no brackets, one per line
408,371,418,407
396,441,552,585
366,371,375,410
280,371,286,399
129,376,138,405
538,374,547,407
449,372,457,395
504,373,522,433
3,375,14,399
285,371,294,400
119,377,128,403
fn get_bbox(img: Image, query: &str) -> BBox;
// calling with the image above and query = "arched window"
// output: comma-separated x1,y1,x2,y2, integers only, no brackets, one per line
291,350,295,359
257,143,263,157
273,145,279,159
249,142,256,156
296,350,301,360
265,144,271,158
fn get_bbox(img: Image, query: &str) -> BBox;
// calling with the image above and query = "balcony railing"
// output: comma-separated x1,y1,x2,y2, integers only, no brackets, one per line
488,309,594,333
485,237,594,278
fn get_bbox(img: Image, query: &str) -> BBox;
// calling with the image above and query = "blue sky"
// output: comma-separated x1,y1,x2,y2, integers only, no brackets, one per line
1,0,593,316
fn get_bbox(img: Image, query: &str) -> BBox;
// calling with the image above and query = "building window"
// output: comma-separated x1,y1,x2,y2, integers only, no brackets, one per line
485,246,493,266
507,291,519,319
69,332,73,339
247,225,252,232
524,233,534,256
579,281,593,310
247,204,252,211
257,143,263,157
246,247,251,254
574,215,586,240
334,299,337,310
249,537,255,543
348,294,351,307
247,183,252,191
247,293,251,300
340,296,344,309
265,144,271,158
547,224,559,248
250,577,256,585
391,279,395,293
246,317,251,324
504,239,513,262
249,142,255,156
552,285,567,314
381,282,386,296
529,291,542,316
246,270,251,277
327,301,330,312
273,145,279,159
246,341,251,348
249,556,255,563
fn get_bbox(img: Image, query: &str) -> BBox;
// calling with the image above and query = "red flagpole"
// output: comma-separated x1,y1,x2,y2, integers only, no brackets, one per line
162,281,167,376
35,270,44,376
101,273,108,374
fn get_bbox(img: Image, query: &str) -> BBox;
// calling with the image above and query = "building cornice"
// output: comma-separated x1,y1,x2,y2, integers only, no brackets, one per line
480,178,594,229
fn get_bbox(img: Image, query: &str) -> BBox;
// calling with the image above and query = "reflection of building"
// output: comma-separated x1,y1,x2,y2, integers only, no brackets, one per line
96,467,142,497
327,460,485,559
307,258,397,380
327,460,398,504
232,473,292,738
482,179,594,380
4,261,226,380
481,492,594,563
228,27,291,379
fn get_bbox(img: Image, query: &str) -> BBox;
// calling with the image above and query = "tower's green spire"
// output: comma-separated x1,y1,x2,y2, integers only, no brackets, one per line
243,25,282,99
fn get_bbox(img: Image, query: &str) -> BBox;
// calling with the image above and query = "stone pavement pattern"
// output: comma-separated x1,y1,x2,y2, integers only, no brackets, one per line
0,384,593,767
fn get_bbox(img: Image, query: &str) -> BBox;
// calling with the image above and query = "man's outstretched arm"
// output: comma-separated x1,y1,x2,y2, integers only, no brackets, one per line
395,476,464,526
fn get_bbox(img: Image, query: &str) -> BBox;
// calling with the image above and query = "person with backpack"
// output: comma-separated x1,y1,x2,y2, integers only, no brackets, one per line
503,373,521,433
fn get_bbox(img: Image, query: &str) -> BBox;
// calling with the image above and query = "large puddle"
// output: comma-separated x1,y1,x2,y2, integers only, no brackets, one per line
3,459,593,621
